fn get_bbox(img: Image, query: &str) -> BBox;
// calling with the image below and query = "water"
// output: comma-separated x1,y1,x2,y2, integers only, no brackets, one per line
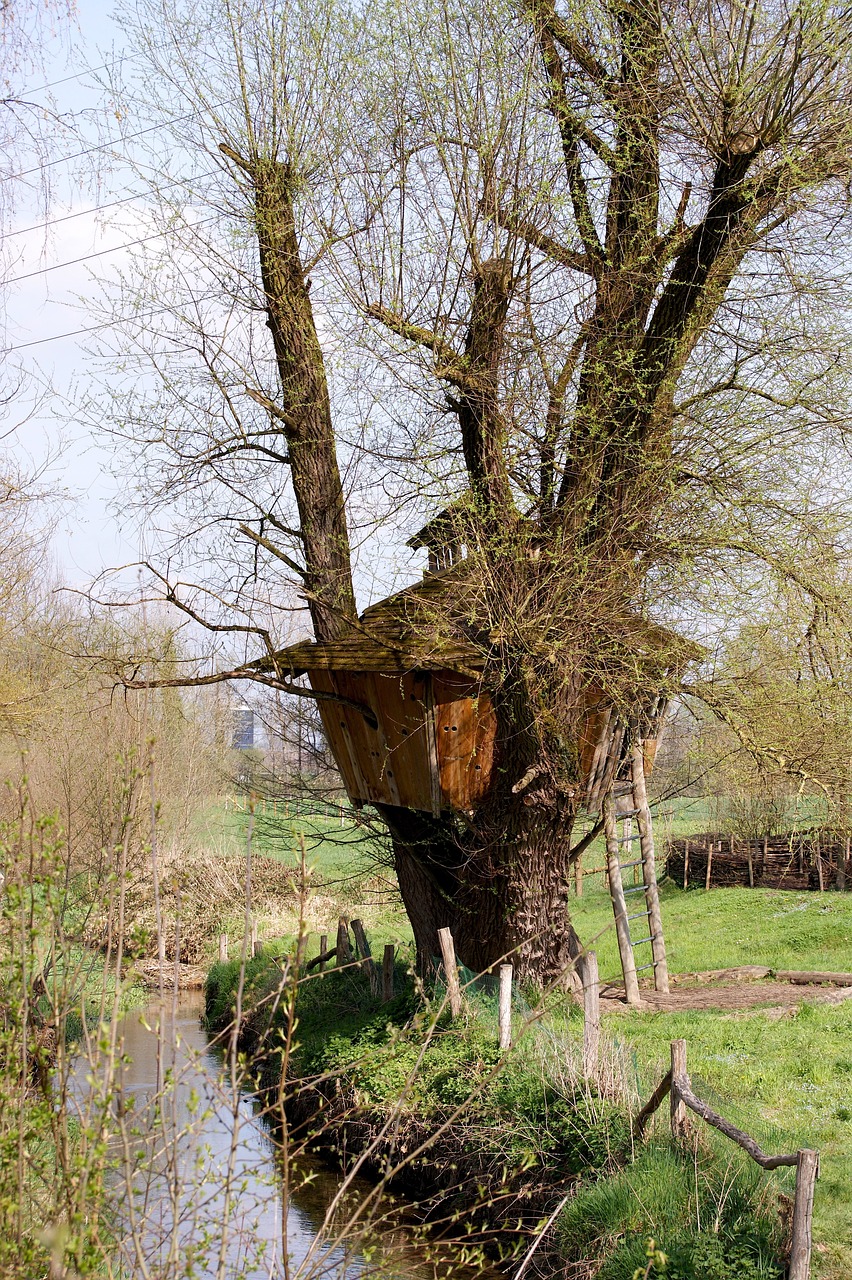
67,993,498,1280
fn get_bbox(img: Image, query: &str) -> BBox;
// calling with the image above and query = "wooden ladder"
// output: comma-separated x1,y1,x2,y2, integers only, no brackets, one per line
602,740,669,1007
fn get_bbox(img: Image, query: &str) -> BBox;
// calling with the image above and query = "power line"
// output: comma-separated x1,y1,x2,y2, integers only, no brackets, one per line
7,98,237,182
3,304,190,353
1,170,218,243
17,63,115,100
5,217,217,286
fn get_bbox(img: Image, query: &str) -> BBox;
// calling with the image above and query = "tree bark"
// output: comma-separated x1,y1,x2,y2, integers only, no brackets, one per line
220,143,357,643
380,793,584,988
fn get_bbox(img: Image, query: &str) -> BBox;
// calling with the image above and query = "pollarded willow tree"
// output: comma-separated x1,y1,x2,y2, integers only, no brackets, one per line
98,0,852,982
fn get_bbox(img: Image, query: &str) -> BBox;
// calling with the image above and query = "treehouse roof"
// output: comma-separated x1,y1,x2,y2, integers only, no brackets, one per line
273,565,482,678
271,564,702,681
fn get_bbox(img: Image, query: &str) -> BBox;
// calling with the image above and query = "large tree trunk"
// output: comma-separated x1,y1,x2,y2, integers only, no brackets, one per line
378,793,584,989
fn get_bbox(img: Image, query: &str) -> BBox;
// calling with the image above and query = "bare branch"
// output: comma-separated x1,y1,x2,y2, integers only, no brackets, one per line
238,523,307,580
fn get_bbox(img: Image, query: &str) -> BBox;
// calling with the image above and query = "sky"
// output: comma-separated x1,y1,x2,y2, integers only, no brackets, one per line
3,4,423,611
3,0,182,587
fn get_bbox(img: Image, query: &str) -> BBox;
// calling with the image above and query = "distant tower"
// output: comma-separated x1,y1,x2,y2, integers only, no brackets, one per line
232,705,254,750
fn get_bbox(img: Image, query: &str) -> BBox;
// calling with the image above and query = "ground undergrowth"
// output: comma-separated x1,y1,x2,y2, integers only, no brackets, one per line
206,951,788,1279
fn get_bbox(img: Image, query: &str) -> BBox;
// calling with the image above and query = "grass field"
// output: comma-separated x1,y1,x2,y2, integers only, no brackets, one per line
203,796,852,1275
195,798,413,949
570,882,852,1277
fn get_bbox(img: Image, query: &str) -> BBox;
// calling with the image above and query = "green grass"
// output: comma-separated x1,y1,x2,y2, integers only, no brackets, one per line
566,881,852,1277
196,796,381,865
195,798,414,951
200,798,852,1274
606,1000,852,1276
557,1142,785,1280
206,952,786,1278
571,882,852,981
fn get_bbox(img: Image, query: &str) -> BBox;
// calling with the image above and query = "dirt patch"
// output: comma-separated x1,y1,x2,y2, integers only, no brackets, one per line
601,979,852,1014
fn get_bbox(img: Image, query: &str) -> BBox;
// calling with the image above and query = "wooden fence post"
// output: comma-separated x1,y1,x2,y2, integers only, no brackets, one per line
318,933,328,973
336,917,352,967
498,963,513,1050
437,927,462,1018
382,944,395,1002
670,1039,688,1141
838,837,849,891
789,1149,819,1280
582,951,600,1078
705,842,714,891
574,855,583,897
683,840,690,889
250,919,260,957
218,933,228,963
351,918,379,993
747,841,754,888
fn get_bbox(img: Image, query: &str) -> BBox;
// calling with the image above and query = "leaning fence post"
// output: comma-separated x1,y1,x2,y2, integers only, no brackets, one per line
437,927,462,1018
382,944,395,1002
670,1039,688,1141
789,1149,819,1280
498,963,513,1050
582,951,600,1078
318,933,328,973
336,917,353,967
218,933,228,964
351,918,379,994
250,919,260,957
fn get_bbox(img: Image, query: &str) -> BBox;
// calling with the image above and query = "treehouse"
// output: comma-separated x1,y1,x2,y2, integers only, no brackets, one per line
274,516,700,817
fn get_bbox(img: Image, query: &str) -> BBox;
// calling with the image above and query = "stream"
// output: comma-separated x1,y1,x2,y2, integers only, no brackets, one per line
68,993,499,1280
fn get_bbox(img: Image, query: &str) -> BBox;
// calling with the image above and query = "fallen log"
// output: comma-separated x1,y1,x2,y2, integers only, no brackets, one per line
775,970,852,987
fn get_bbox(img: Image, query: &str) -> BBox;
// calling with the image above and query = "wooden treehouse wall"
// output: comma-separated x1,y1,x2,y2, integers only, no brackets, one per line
309,668,495,815
308,667,667,816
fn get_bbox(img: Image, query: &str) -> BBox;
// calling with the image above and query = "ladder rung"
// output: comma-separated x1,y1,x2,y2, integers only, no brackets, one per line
631,935,655,947
622,885,647,895
635,961,656,972
627,910,651,921
617,832,641,843
619,859,643,868
616,807,641,817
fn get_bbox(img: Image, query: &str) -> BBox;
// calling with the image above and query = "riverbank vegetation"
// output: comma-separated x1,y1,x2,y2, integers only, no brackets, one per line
206,898,842,1280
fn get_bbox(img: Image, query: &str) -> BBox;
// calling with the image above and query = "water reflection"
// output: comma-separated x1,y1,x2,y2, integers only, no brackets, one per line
67,994,498,1280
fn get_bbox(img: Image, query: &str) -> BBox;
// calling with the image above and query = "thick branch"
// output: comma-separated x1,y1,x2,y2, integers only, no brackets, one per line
529,5,606,269
238,523,307,580
219,141,357,642
120,665,378,727
455,258,517,518
492,206,594,275
244,385,297,428
366,303,469,388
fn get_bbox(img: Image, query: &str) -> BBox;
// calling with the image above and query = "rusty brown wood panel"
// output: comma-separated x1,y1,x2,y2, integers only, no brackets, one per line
309,668,439,811
365,671,435,812
432,671,496,810
309,670,374,803
328,670,392,805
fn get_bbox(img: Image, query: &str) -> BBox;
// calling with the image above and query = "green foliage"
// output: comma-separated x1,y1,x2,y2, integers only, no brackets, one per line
211,959,662,1195
558,1145,783,1280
